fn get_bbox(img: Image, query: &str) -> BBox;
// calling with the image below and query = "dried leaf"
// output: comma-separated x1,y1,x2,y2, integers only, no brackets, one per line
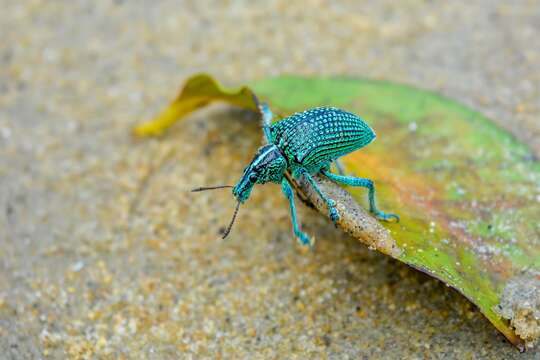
134,73,258,136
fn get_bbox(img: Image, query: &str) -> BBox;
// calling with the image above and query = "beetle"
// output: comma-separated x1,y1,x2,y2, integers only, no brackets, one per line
193,101,399,246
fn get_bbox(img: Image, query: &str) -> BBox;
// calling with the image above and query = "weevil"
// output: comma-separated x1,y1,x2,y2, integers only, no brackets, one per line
193,102,399,246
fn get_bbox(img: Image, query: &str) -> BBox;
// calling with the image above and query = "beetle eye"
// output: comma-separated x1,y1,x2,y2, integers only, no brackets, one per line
249,173,258,183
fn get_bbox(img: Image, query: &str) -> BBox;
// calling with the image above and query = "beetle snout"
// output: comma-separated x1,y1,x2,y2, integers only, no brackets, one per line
232,175,255,204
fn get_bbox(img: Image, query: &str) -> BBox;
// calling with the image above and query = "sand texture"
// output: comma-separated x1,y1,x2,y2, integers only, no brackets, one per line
1,1,539,358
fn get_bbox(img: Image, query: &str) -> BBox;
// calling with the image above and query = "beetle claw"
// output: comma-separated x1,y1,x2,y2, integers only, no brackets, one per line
374,211,400,223
297,233,314,247
329,207,340,224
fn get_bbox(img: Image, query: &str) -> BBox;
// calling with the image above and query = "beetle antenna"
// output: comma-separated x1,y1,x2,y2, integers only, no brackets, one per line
222,201,240,239
191,185,233,192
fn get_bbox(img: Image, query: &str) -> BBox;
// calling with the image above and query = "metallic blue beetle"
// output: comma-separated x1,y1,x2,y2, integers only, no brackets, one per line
194,102,399,246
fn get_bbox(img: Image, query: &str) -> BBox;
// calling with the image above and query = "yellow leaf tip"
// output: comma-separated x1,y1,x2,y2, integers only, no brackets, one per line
133,122,163,137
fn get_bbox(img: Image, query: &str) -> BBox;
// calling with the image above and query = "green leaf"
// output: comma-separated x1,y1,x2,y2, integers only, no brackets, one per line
134,74,540,349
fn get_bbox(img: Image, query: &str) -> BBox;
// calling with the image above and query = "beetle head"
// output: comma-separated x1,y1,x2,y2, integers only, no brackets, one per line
233,144,287,203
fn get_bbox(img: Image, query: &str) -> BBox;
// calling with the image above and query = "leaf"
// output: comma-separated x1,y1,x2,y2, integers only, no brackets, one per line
133,73,258,136
134,74,540,350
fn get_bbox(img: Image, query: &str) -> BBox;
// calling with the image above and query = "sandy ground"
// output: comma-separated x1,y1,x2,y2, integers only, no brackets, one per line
1,1,539,359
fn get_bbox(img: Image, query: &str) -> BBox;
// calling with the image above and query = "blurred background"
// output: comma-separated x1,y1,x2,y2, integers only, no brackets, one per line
1,1,539,358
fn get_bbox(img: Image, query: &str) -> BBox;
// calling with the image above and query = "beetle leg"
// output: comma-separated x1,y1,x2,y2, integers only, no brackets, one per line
259,102,273,143
297,170,340,225
321,170,399,222
281,179,312,246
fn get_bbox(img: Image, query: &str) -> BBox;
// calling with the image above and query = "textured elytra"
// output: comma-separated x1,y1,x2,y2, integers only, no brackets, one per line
271,107,376,173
